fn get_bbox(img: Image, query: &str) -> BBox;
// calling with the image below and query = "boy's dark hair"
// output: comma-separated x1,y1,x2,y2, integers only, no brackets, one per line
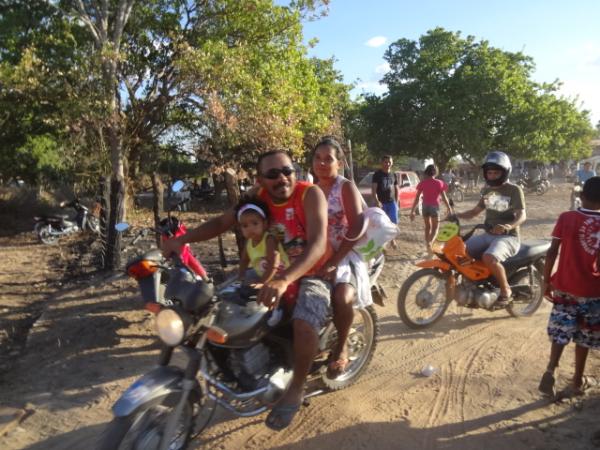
582,176,600,204
256,149,292,174
235,196,270,221
381,155,393,161
424,164,437,177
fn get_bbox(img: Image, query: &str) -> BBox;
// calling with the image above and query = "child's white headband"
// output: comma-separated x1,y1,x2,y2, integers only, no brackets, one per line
237,204,266,221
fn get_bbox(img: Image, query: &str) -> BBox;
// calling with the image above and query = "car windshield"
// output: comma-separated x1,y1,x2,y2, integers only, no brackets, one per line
358,173,373,186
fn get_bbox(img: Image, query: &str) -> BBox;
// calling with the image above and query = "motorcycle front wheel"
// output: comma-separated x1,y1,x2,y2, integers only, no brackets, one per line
321,305,379,390
38,225,59,245
96,396,194,450
397,269,450,329
507,266,544,318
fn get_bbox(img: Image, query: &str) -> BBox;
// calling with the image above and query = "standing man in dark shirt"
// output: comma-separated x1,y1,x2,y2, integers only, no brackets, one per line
372,155,399,248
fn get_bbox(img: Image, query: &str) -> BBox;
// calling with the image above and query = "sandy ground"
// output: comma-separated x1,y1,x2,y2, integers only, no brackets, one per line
1,181,599,450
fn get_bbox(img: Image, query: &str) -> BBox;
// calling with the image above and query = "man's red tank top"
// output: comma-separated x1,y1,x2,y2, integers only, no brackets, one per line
258,181,331,275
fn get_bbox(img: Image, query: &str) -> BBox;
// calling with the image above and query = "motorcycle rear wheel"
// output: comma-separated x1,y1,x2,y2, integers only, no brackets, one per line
397,269,450,329
96,396,193,450
38,225,59,245
321,305,379,390
507,266,544,318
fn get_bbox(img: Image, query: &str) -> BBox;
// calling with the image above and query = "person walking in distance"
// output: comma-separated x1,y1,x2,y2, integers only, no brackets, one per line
410,164,453,254
372,155,399,248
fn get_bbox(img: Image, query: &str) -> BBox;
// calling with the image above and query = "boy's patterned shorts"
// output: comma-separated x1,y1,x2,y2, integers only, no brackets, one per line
547,290,600,348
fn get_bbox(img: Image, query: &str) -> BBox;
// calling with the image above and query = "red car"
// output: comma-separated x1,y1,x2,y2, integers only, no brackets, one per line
357,171,421,210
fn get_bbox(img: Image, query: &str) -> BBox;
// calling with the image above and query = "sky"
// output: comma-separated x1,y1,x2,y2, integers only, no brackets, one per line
301,0,600,126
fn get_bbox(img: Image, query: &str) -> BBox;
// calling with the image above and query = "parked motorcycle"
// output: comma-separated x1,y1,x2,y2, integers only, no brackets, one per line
516,176,547,195
397,217,549,329
97,255,382,449
33,198,99,245
114,181,207,313
570,182,584,210
447,178,465,203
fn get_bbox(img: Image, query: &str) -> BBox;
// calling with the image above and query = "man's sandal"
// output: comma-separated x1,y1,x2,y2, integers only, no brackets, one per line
326,357,349,379
265,401,302,431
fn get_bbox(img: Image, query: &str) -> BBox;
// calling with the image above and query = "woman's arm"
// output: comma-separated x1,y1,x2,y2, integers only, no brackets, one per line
410,188,422,217
327,181,364,267
441,191,453,213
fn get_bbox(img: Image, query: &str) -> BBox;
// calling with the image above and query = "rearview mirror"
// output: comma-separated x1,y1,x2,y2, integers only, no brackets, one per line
172,180,185,193
115,222,130,232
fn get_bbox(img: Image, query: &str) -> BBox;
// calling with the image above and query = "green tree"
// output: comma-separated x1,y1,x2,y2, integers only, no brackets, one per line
359,28,595,170
2,0,346,268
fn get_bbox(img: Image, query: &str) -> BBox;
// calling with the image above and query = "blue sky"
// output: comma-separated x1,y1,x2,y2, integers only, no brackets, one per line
301,0,600,126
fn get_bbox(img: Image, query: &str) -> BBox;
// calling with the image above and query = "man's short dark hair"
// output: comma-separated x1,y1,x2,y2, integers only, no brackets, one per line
381,155,393,161
256,149,292,174
582,176,600,204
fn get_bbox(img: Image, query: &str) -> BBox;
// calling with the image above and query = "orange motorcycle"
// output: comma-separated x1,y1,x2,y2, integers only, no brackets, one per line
397,218,549,329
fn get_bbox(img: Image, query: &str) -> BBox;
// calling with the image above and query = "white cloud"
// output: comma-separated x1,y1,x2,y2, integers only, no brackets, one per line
558,79,600,125
353,81,388,97
375,62,391,75
365,36,387,48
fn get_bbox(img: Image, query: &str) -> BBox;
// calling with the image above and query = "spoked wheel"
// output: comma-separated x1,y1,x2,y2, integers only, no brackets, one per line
397,269,450,329
38,225,59,245
97,397,194,450
321,306,379,390
451,188,464,203
507,266,544,317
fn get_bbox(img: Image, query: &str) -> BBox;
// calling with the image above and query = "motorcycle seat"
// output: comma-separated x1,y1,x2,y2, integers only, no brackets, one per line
38,214,70,221
503,239,550,266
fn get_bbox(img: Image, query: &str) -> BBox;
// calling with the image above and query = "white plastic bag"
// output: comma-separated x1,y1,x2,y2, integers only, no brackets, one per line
352,207,398,261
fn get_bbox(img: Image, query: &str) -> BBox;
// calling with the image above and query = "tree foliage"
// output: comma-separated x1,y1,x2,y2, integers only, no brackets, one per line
359,28,595,169
1,0,348,186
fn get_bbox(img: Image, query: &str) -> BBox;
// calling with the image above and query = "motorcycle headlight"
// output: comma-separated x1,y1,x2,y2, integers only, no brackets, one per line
155,308,190,346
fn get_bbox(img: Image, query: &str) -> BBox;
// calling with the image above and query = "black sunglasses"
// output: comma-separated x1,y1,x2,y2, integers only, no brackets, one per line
261,165,294,180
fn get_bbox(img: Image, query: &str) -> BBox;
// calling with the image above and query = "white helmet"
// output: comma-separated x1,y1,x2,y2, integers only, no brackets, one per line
482,151,512,186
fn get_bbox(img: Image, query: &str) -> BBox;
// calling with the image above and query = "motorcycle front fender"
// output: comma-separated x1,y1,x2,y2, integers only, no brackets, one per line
112,366,192,417
416,260,451,271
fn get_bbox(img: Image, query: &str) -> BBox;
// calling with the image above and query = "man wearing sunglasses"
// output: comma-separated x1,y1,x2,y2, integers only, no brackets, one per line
161,149,330,431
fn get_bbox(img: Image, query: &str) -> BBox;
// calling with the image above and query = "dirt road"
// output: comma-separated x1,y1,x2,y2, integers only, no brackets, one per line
1,181,599,450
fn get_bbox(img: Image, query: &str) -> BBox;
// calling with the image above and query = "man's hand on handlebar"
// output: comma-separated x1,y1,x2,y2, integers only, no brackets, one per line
257,277,289,310
491,224,511,235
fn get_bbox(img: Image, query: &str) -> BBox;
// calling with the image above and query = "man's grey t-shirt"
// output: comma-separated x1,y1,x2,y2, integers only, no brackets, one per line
477,182,525,238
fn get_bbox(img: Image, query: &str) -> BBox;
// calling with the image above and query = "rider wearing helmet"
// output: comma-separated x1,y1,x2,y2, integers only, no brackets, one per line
455,151,526,307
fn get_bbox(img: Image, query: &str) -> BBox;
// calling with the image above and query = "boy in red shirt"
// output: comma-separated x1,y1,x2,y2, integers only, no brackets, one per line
539,176,600,398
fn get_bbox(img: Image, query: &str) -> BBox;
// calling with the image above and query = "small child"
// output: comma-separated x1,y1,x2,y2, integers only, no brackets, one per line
236,199,288,286
539,176,600,398
410,164,453,254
